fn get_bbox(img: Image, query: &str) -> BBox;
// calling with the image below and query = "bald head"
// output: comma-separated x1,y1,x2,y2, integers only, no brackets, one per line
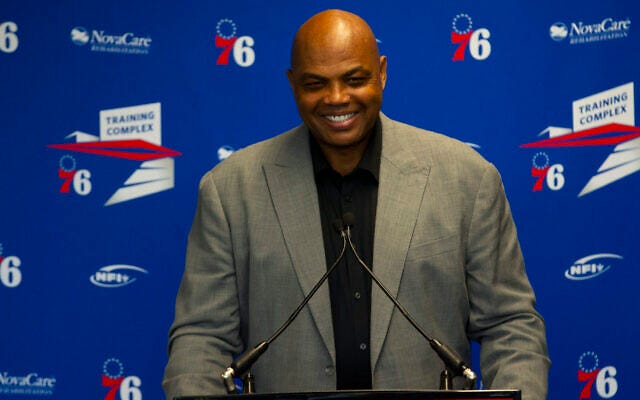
290,9,380,69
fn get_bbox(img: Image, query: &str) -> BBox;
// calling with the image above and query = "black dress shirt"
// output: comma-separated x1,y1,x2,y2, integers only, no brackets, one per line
310,122,381,390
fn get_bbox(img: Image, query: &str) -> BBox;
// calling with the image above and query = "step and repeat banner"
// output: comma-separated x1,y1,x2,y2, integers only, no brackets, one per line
1,1,638,399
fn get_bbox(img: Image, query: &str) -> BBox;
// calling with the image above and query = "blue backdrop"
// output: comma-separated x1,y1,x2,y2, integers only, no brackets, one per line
1,1,638,399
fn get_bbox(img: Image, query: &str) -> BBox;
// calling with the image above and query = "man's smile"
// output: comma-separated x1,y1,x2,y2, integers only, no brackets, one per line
324,113,356,122
322,112,357,129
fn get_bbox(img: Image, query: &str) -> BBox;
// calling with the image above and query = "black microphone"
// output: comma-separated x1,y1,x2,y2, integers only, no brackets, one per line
221,219,349,394
341,212,477,390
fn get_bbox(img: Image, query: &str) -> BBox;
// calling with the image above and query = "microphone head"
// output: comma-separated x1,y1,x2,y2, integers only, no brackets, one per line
342,212,356,227
331,218,344,233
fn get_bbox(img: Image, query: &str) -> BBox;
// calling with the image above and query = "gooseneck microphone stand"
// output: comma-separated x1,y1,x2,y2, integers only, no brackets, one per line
221,215,477,393
221,222,348,394
341,216,477,390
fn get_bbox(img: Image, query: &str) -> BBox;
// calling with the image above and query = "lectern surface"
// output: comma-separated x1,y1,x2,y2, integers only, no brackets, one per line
176,389,521,400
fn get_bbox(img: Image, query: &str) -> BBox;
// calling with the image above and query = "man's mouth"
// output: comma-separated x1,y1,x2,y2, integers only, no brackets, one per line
324,113,355,123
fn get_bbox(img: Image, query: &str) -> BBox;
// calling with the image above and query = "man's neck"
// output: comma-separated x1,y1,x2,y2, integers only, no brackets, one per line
318,138,370,176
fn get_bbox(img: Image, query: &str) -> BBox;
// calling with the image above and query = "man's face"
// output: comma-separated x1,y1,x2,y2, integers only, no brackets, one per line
287,39,387,152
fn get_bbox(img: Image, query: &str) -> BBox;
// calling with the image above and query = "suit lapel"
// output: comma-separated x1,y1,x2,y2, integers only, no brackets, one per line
262,127,336,363
370,115,431,370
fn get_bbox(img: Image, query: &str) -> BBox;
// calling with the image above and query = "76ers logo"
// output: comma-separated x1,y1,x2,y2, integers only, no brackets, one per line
578,351,618,399
215,19,255,67
531,152,566,191
451,14,492,61
58,154,92,196
0,243,23,288
102,358,142,400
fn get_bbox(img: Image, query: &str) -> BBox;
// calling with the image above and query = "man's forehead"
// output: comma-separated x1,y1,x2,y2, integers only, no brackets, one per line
292,37,378,71
297,33,359,58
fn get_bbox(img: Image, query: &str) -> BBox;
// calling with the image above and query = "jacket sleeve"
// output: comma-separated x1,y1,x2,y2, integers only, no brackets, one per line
163,172,243,399
465,163,551,400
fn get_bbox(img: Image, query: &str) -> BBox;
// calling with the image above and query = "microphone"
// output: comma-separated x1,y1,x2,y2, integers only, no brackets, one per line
341,212,477,390
221,219,349,394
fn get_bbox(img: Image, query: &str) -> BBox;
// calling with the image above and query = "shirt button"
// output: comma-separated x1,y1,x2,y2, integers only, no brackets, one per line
324,366,335,376
354,291,361,300
359,343,367,351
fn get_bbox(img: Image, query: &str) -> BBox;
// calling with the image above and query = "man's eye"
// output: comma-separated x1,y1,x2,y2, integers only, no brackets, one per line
303,81,324,90
347,77,367,86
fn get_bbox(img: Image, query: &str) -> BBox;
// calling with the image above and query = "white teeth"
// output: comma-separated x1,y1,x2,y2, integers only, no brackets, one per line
325,113,354,122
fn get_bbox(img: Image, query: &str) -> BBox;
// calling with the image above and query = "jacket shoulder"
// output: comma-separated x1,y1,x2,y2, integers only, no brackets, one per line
200,125,305,187
382,116,492,172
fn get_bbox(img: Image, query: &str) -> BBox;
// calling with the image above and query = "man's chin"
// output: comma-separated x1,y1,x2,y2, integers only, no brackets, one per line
316,131,371,150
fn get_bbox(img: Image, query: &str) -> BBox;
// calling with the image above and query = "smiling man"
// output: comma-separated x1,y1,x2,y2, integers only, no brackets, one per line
163,9,550,400
287,11,386,175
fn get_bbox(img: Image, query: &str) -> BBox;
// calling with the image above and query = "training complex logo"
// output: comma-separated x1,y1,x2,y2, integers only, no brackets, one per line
0,370,56,396
451,13,492,61
0,243,22,288
578,351,619,399
90,264,149,288
101,358,142,400
70,26,152,55
564,253,623,281
214,18,255,67
521,82,640,196
549,17,631,45
48,102,181,206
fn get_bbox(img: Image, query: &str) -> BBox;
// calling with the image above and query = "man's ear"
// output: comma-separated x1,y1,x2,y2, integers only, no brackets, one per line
379,56,388,90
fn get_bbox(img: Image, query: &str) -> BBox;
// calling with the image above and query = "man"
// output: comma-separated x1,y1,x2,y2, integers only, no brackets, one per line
163,9,550,400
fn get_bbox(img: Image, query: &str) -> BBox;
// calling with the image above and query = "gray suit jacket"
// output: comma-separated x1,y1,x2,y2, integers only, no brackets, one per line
163,114,550,400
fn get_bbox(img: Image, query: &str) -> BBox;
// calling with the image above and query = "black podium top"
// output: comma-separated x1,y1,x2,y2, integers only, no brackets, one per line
176,389,521,400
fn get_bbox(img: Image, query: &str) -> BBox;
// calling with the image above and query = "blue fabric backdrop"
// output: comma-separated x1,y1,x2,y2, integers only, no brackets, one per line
1,1,638,399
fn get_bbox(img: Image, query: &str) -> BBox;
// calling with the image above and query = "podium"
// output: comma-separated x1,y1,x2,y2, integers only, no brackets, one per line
176,390,521,400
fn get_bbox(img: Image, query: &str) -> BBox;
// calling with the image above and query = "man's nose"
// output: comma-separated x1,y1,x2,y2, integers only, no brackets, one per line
323,82,349,105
